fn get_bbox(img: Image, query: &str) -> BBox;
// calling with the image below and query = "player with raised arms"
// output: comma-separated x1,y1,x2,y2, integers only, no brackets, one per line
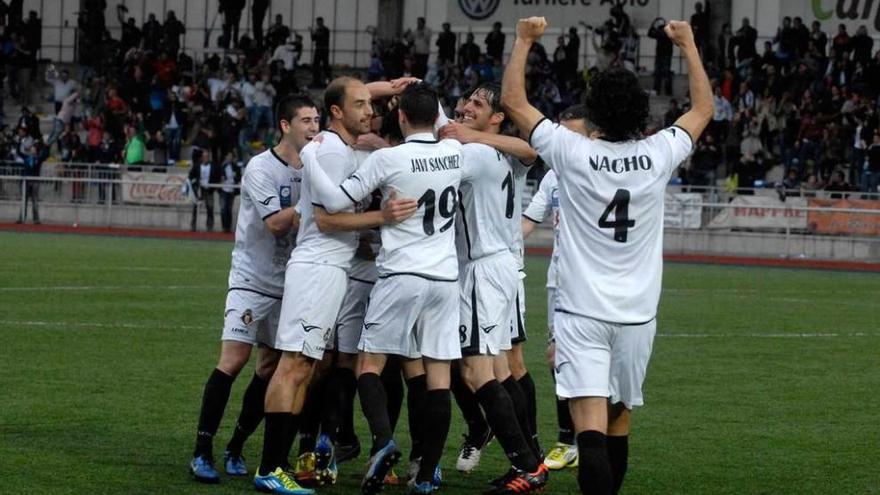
502,16,713,495
189,95,319,484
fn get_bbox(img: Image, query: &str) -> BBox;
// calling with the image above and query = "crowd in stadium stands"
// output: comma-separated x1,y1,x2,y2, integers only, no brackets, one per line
0,1,879,204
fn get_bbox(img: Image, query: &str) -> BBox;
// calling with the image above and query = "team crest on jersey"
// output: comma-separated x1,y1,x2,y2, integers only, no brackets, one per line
279,186,292,207
241,309,254,326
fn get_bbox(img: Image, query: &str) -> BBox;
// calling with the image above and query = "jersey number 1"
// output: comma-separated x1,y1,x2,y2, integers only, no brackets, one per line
598,189,635,243
417,186,458,236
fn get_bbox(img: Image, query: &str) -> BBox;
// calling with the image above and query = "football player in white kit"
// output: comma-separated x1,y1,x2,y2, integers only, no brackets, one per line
189,95,319,484
438,83,549,493
254,77,419,495
503,17,713,495
521,105,591,471
306,83,468,495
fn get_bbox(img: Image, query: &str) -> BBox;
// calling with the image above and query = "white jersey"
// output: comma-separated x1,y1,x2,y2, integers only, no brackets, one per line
509,161,529,270
290,131,360,270
348,150,380,283
307,132,469,281
456,143,518,262
530,119,692,323
228,149,301,297
523,169,560,288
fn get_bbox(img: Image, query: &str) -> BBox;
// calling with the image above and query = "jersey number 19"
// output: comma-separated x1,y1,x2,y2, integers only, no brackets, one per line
417,186,458,236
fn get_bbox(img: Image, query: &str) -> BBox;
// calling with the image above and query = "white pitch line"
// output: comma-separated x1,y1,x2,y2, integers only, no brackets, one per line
0,285,220,292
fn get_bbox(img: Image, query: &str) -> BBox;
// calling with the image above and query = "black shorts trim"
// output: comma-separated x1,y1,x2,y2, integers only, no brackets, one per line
348,276,376,285
461,269,481,356
554,307,656,326
378,272,458,283
511,292,527,343
522,213,542,224
261,209,281,220
458,198,473,260
228,287,283,300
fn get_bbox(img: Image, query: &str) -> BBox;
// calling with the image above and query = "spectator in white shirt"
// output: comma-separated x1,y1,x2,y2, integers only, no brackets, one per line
45,65,78,113
712,85,733,142
249,72,276,139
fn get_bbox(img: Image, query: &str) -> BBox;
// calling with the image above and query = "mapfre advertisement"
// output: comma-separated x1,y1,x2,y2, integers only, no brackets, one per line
708,195,808,229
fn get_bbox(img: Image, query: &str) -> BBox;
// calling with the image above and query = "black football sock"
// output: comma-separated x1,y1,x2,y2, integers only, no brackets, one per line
321,367,354,444
280,414,300,468
517,372,541,454
259,412,296,476
607,435,629,494
297,378,324,454
194,368,235,458
404,374,427,461
383,362,405,433
577,430,613,495
451,365,489,441
415,389,451,484
226,373,269,456
358,372,393,455
474,380,539,472
502,376,539,459
337,367,359,444
557,397,575,444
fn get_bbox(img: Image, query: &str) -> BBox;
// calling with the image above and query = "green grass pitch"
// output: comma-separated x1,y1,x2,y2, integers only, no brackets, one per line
1,231,878,494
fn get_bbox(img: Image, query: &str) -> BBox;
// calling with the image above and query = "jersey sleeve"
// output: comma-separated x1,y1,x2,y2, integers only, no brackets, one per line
433,100,451,134
522,172,553,223
648,125,694,175
306,149,384,214
243,166,282,220
528,118,583,175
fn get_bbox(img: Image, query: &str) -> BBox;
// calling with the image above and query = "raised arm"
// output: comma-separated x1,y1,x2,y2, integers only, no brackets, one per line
306,151,367,213
439,122,539,164
365,77,421,100
666,21,713,142
501,17,548,137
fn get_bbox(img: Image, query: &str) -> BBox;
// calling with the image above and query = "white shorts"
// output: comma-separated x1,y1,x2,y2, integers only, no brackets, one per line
459,253,519,356
510,274,527,344
275,262,348,359
546,287,557,342
335,277,374,354
554,311,656,409
221,289,282,347
358,274,460,360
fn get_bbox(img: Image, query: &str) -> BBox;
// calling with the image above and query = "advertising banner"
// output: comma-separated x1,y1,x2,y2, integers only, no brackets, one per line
807,199,880,236
448,0,664,30
121,172,189,206
664,193,703,229
708,195,808,229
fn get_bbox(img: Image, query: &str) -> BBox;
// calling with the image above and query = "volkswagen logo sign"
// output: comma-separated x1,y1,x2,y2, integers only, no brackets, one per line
458,0,501,20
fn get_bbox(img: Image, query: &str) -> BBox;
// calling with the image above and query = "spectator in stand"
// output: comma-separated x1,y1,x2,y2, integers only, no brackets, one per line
824,170,851,198
775,16,797,63
437,23,456,66
16,137,45,224
718,23,734,69
162,11,185,56
648,18,673,95
664,99,683,127
792,17,810,58
459,32,480,68
142,13,162,52
219,0,244,49
164,90,185,163
735,18,758,63
46,91,79,153
310,17,330,87
832,24,850,56
219,150,238,233
45,65,78,113
737,122,768,191
864,131,880,194
564,26,580,80
690,2,709,55
251,0,269,48
405,17,432,79
552,35,567,84
810,21,828,58
146,129,167,165
117,8,142,55
485,22,505,62
188,148,220,232
250,72,275,141
123,122,145,165
265,15,291,53
689,133,720,189
711,85,733,143
850,26,873,67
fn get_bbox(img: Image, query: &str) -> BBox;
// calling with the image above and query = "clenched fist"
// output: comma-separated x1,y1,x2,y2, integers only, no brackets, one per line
516,17,547,43
664,20,695,48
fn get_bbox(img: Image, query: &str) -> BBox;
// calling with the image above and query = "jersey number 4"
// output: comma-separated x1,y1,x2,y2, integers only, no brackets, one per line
417,186,458,236
598,189,635,243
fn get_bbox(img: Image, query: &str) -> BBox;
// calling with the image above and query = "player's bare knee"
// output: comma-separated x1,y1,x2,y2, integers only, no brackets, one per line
608,402,631,435
216,341,252,377
460,356,493,391
400,358,425,380
337,352,358,370
507,345,527,379
545,342,556,370
570,396,610,435
356,352,386,377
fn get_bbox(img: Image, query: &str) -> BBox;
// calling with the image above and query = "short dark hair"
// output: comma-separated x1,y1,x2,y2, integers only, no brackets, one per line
323,76,358,116
399,82,439,127
379,107,403,143
470,82,503,114
559,104,587,122
584,68,648,142
276,94,317,129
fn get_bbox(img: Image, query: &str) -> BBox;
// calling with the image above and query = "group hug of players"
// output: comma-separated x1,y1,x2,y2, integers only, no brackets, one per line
187,17,713,495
